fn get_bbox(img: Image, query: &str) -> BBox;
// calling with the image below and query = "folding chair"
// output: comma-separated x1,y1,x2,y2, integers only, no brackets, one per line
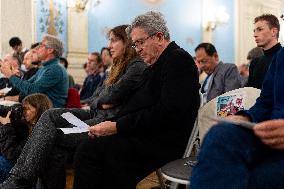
159,87,261,188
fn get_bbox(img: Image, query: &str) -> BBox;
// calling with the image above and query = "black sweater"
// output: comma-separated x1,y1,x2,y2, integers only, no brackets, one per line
246,43,282,89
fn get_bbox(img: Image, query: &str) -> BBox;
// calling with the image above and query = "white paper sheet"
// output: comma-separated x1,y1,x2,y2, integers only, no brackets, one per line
60,112,89,134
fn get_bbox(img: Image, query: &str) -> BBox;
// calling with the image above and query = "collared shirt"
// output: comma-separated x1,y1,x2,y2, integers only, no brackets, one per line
201,73,213,104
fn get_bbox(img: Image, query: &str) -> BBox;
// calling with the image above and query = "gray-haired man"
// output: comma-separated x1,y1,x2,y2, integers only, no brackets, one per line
73,11,200,189
0,34,68,107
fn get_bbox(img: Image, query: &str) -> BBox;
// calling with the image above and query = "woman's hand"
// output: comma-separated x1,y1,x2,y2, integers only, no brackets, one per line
88,121,117,138
0,111,11,125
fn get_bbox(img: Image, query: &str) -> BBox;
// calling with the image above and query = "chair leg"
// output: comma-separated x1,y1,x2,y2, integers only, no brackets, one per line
156,169,167,189
170,182,179,189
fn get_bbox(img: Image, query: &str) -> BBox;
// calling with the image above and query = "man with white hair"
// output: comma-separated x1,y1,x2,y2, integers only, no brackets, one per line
0,35,68,108
73,11,200,188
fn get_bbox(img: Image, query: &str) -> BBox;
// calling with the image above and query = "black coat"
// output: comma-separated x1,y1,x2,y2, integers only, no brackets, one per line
116,41,200,165
0,120,29,163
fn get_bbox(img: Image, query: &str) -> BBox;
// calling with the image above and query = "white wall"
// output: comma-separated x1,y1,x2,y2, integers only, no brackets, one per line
0,0,35,57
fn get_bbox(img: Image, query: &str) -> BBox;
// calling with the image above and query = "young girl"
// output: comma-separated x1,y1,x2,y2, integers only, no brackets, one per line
0,93,52,182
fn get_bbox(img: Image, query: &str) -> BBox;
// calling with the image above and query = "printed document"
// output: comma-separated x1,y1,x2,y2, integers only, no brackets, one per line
60,112,89,134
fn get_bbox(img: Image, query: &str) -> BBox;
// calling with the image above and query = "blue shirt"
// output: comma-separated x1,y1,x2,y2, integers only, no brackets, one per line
9,58,68,108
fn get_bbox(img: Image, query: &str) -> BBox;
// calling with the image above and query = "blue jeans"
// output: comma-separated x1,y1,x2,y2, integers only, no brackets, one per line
190,123,284,189
0,155,13,183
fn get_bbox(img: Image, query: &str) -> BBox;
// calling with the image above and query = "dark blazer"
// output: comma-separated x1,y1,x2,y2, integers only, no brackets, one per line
116,42,200,165
206,62,242,102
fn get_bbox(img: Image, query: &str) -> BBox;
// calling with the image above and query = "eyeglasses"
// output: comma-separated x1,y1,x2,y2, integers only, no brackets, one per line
131,33,156,49
38,42,51,49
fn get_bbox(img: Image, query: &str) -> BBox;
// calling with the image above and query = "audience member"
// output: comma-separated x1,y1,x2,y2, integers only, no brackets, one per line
0,35,68,108
73,11,200,189
101,47,113,73
247,14,282,89
8,37,28,66
247,47,264,63
0,54,23,98
59,57,75,88
80,52,102,100
0,93,52,183
0,24,147,189
195,43,242,104
190,47,284,189
4,46,41,100
238,63,249,87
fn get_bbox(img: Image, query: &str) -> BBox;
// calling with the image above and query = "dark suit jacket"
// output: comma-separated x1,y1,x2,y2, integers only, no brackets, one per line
116,42,200,165
206,62,242,102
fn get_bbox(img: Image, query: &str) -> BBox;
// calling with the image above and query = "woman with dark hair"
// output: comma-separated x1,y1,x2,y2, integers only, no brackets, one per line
0,25,147,189
0,93,52,182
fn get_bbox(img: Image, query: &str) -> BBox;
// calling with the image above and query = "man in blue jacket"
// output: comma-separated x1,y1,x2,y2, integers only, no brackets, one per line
190,47,284,189
0,35,68,108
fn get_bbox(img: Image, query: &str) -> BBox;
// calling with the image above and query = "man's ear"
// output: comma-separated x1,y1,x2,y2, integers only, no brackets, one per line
271,28,278,38
156,32,164,41
47,48,55,55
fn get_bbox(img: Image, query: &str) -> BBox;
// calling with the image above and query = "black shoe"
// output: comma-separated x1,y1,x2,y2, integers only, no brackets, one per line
0,176,33,189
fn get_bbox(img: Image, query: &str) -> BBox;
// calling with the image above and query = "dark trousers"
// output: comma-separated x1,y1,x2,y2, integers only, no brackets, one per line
190,123,284,189
73,135,163,189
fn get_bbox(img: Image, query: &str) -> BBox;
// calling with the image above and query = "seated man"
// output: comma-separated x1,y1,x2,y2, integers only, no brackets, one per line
73,11,200,189
195,43,242,104
190,47,284,189
80,52,102,100
0,35,68,108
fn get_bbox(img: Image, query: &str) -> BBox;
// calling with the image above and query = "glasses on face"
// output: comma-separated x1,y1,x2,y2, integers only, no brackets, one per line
131,33,156,49
38,42,51,49
197,56,213,65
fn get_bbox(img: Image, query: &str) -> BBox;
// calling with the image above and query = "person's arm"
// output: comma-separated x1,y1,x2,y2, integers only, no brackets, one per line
97,59,147,106
244,52,279,123
9,64,62,96
4,95,19,102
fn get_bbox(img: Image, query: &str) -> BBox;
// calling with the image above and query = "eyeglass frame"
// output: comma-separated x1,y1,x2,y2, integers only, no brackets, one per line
131,33,156,49
38,42,52,49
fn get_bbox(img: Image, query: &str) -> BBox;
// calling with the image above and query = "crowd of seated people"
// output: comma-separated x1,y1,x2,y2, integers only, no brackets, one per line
0,10,282,189
0,24,148,189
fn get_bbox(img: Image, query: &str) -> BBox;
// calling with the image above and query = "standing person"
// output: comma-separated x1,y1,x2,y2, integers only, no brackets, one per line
0,24,147,189
0,93,52,183
247,14,282,89
8,37,28,66
0,35,68,108
190,47,284,189
73,11,200,189
195,43,242,104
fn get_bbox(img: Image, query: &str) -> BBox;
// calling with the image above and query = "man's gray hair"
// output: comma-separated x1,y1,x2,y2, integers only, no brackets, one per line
126,11,170,40
43,34,64,57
